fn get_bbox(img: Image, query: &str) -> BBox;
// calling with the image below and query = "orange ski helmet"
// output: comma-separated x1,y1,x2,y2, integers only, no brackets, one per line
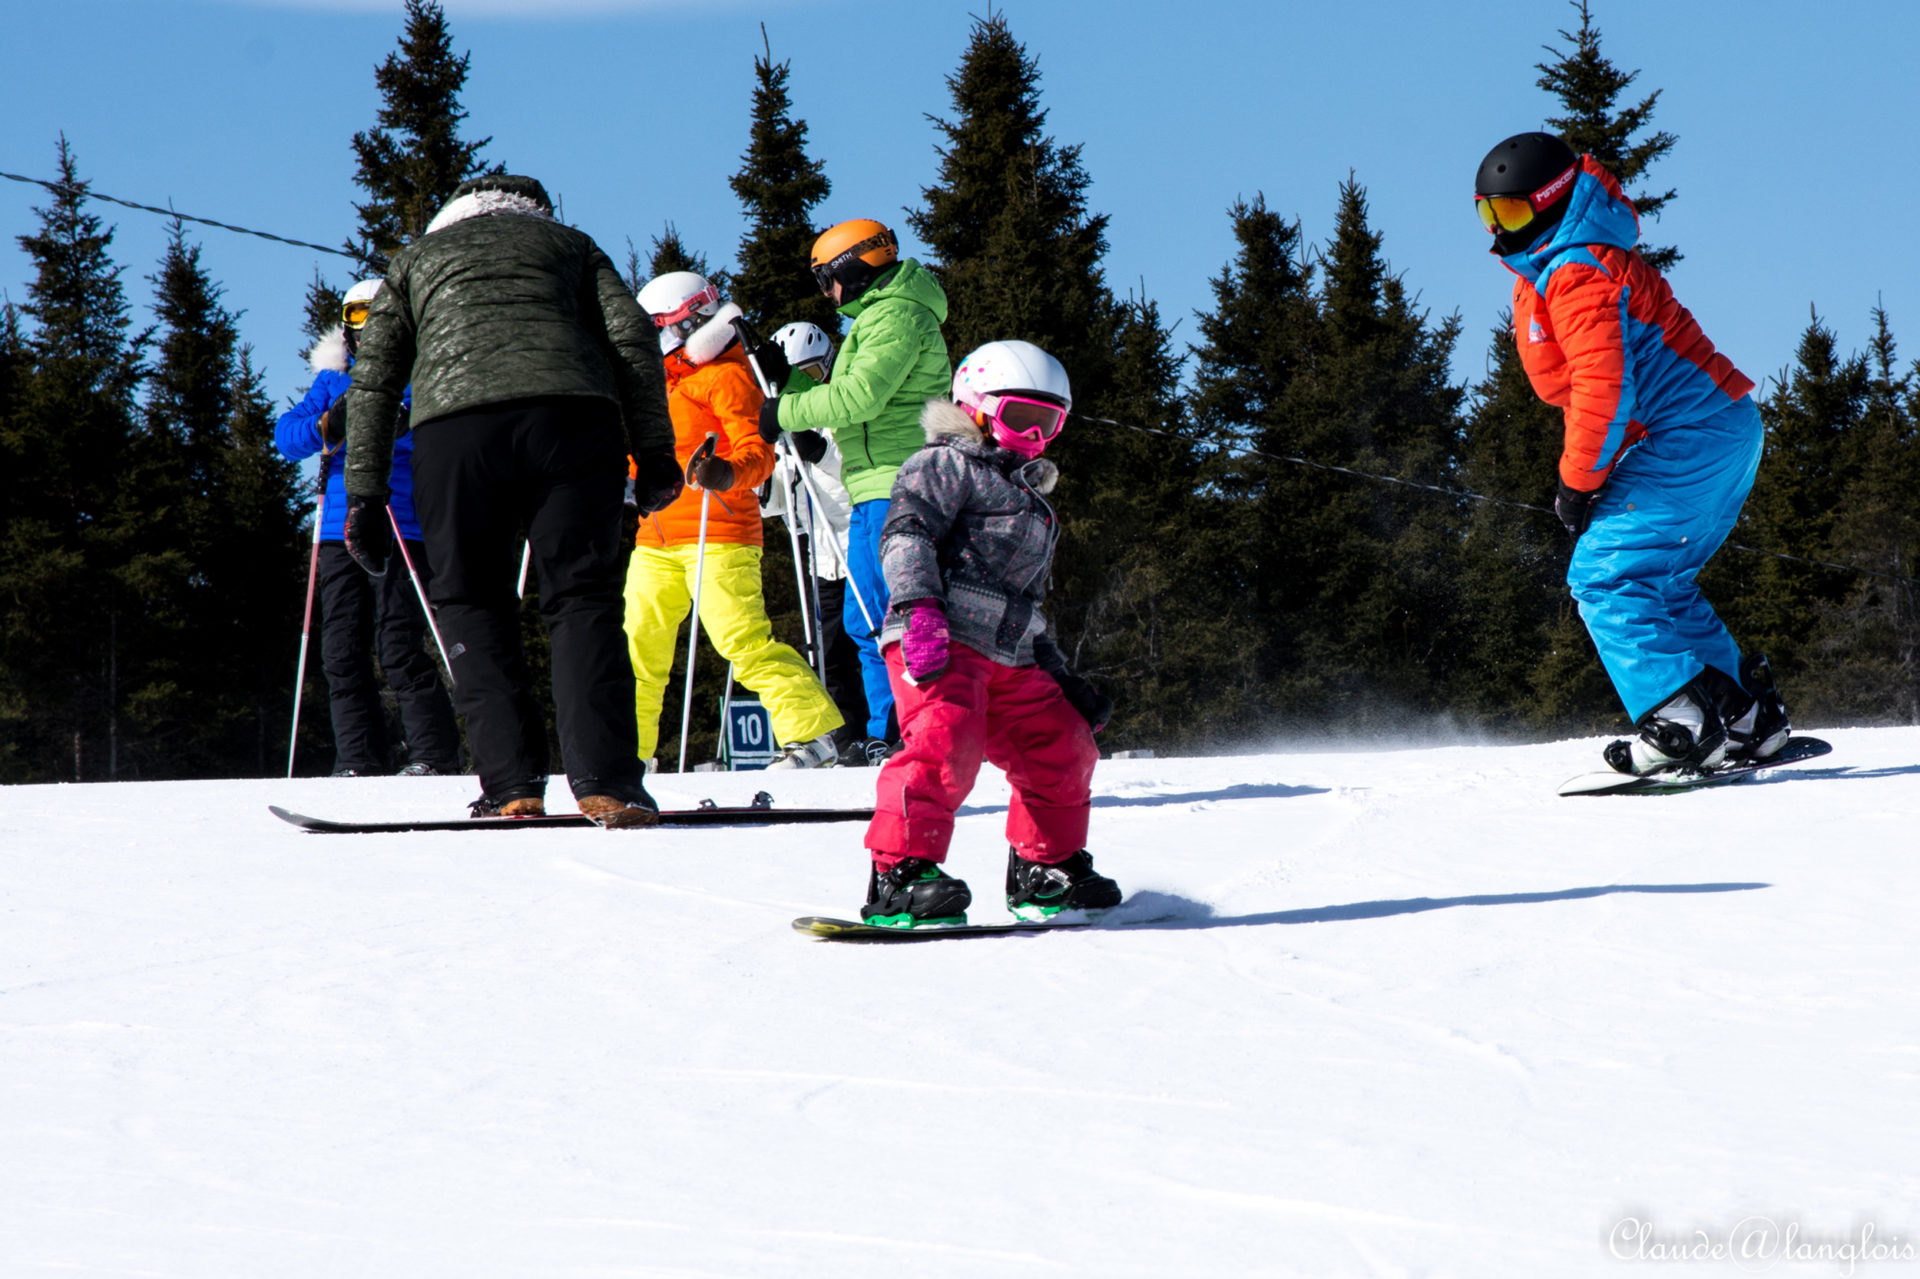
810,218,899,303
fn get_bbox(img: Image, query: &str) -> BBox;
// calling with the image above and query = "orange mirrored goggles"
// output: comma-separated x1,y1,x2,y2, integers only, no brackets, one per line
1475,161,1580,236
342,299,373,329
1475,194,1538,234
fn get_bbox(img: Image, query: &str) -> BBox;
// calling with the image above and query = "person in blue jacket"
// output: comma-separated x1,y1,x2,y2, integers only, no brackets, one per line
276,279,460,776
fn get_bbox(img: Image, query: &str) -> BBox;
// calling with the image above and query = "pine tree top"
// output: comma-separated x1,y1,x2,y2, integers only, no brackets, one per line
1536,0,1680,271
348,0,495,262
727,31,838,336
17,137,140,374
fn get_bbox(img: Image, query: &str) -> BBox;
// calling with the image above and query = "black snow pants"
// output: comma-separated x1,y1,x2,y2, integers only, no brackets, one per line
408,395,645,805
318,539,461,774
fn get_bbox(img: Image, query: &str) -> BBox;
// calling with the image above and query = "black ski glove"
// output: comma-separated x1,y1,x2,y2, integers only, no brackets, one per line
1052,668,1113,733
757,398,784,444
319,400,346,447
1554,480,1602,537
632,449,684,516
343,493,392,577
751,342,791,395
792,429,829,465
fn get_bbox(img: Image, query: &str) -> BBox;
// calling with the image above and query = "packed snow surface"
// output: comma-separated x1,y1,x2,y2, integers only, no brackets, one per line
6,729,1920,1277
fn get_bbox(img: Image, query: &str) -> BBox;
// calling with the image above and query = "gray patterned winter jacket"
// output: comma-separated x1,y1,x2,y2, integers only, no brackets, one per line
878,400,1067,670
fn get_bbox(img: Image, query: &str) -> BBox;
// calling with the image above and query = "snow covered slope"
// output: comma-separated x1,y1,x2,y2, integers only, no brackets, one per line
5,729,1919,1277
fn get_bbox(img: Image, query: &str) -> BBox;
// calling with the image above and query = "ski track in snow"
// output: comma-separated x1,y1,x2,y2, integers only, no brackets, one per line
3,728,1919,1276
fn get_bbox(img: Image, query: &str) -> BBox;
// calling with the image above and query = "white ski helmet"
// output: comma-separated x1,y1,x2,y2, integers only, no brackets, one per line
951,339,1073,458
773,321,836,381
638,270,723,355
341,277,384,330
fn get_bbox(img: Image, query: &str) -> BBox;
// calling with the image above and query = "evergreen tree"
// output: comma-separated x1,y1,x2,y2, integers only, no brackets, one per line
1190,183,1469,727
645,222,731,296
136,227,308,776
1188,194,1318,727
728,32,839,338
914,13,1220,744
1536,0,1681,271
1704,311,1866,709
348,0,496,264
0,138,146,781
1802,309,1920,721
909,13,1111,378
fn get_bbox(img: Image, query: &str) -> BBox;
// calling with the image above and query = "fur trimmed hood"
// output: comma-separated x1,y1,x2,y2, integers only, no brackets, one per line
307,324,351,375
919,398,1058,493
426,175,557,236
674,301,746,365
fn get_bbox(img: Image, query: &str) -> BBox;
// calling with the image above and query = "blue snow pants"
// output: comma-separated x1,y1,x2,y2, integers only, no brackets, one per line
1567,395,1764,723
846,498,895,738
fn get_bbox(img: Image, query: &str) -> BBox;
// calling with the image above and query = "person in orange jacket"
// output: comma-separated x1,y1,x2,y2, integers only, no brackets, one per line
1475,131,1790,777
624,272,843,768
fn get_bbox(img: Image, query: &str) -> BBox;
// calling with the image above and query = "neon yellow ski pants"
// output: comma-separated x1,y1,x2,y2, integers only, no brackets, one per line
622,542,843,760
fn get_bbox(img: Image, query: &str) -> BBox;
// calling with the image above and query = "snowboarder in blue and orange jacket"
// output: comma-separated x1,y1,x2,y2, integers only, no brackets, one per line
1474,131,1791,776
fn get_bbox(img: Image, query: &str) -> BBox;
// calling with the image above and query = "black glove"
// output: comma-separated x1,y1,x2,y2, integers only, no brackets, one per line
792,429,829,465
343,493,392,577
319,400,346,447
1052,668,1112,733
689,453,735,492
632,450,684,516
757,398,784,444
752,342,791,394
1554,480,1603,537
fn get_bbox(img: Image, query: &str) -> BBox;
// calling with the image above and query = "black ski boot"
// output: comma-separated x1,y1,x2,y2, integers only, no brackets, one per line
1603,681,1728,776
863,858,971,928
1006,848,1123,921
1725,652,1791,764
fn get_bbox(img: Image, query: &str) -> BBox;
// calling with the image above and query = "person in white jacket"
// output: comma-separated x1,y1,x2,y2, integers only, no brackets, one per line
762,323,884,763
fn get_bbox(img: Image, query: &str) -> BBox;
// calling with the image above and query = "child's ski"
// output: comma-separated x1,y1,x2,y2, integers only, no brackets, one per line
271,796,873,833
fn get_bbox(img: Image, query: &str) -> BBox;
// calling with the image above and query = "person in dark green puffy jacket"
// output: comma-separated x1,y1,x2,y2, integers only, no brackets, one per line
341,174,680,826
756,218,951,746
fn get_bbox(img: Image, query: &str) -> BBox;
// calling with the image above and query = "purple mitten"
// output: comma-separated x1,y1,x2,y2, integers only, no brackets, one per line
899,599,950,685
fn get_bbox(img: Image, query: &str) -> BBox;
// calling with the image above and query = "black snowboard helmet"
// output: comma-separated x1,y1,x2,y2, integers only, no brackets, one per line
1475,132,1580,255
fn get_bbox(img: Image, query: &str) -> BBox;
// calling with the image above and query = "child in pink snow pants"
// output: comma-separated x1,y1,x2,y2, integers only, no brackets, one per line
859,340,1123,929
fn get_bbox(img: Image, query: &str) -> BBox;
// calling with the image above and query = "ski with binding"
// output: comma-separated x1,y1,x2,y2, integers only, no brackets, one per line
271,794,874,833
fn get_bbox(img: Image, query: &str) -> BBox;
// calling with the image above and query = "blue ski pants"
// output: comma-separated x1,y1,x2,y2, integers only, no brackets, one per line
1567,395,1764,723
846,498,895,738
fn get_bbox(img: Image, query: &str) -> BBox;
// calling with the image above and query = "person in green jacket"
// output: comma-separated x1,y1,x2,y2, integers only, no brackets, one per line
755,218,950,749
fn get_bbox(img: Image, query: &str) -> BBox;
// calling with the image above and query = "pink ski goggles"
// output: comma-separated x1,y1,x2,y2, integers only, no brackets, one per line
650,284,722,332
978,394,1068,457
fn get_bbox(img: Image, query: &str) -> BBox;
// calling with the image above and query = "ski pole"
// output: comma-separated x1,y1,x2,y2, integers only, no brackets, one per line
287,484,327,778
678,433,719,773
387,507,456,686
791,460,878,632
718,661,737,768
778,437,820,675
517,540,531,597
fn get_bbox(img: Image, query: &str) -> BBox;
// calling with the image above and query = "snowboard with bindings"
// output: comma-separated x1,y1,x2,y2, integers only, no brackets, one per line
792,914,1101,941
1557,735,1832,797
271,793,874,833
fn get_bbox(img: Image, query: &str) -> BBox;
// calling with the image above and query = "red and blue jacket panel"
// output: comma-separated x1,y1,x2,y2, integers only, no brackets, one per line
1500,156,1753,492
275,363,420,542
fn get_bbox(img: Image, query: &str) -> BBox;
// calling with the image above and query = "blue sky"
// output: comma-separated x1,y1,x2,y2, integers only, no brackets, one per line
6,0,1919,416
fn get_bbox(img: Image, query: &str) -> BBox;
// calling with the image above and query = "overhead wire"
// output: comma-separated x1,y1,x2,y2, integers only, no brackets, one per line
2,169,382,269
1072,410,1920,587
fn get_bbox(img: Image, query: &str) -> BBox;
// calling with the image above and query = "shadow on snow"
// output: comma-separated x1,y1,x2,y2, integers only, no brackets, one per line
956,781,1329,819
1110,881,1771,931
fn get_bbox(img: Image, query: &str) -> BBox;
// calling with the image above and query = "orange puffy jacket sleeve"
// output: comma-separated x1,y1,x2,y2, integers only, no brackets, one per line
637,345,778,548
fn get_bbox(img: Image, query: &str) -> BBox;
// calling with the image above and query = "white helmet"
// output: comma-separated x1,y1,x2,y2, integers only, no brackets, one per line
341,277,384,330
952,339,1072,414
638,270,723,355
952,339,1072,458
773,321,835,381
